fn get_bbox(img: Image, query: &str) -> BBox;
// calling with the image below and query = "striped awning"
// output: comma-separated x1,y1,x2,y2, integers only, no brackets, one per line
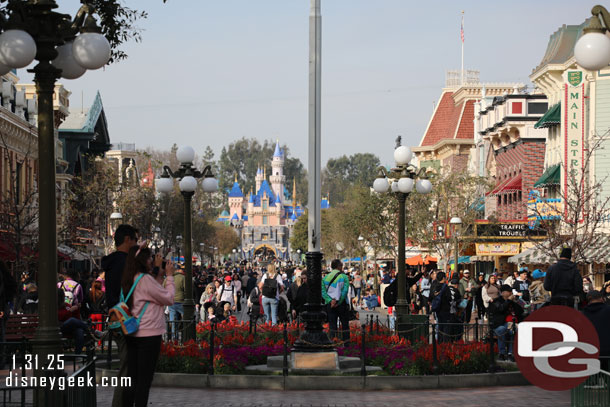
508,235,610,265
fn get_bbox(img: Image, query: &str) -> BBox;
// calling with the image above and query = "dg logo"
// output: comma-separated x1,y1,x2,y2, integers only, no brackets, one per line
514,306,600,391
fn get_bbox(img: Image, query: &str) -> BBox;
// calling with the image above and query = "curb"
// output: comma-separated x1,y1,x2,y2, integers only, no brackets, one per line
97,369,528,390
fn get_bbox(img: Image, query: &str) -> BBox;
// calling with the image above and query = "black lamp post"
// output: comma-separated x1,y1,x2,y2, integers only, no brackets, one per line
372,138,433,338
0,3,111,404
156,146,218,340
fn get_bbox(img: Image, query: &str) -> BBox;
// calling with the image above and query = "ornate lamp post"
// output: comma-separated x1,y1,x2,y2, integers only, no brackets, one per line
372,140,433,338
0,3,111,401
574,6,610,71
156,146,218,339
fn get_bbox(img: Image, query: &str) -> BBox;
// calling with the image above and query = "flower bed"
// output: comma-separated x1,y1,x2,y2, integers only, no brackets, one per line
156,320,493,375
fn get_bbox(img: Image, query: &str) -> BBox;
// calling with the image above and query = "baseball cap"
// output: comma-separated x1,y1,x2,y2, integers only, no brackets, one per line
532,269,546,279
450,278,459,284
500,284,512,293
224,276,232,282
463,270,470,275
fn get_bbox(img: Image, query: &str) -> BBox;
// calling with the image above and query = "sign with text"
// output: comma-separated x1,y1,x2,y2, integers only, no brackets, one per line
527,198,563,220
475,222,547,239
562,70,585,221
476,242,520,256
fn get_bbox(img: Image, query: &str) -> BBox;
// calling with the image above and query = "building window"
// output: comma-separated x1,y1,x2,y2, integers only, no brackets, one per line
263,199,268,210
512,102,523,115
263,216,268,225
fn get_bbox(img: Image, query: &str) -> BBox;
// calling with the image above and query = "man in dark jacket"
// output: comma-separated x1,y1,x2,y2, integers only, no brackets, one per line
100,224,138,407
287,271,308,319
434,273,462,343
544,247,583,308
488,285,524,361
582,290,610,371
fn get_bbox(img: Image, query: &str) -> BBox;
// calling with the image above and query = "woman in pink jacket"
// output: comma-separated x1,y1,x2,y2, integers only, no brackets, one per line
121,245,175,407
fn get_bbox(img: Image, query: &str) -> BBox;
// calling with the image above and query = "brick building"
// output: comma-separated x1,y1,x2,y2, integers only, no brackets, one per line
475,90,548,220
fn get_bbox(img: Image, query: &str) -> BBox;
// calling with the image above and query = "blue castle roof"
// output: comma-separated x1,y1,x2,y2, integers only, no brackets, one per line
273,140,283,158
231,213,239,221
228,181,243,198
252,180,276,207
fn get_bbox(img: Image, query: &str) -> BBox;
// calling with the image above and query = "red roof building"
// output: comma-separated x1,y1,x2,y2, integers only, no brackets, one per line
414,83,521,175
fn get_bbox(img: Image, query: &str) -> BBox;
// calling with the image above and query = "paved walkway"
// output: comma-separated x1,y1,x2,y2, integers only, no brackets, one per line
96,386,569,407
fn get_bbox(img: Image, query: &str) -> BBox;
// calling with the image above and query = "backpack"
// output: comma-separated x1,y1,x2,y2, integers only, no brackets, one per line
431,284,447,313
383,279,398,307
60,281,76,306
262,274,278,298
107,273,149,336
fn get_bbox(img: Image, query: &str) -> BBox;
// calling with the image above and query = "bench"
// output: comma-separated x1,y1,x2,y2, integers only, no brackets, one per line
5,314,39,341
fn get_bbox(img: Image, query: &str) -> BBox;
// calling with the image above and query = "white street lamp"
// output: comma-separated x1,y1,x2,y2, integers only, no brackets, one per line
574,6,610,71
371,137,434,338
0,29,37,68
373,177,390,193
52,42,86,79
179,176,197,193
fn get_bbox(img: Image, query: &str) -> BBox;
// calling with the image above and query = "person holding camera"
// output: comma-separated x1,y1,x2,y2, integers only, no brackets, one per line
121,245,175,407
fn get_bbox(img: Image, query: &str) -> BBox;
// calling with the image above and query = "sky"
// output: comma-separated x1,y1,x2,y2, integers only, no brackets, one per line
21,0,595,167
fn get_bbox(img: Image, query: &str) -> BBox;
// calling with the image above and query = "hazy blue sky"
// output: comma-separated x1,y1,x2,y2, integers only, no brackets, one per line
23,1,594,167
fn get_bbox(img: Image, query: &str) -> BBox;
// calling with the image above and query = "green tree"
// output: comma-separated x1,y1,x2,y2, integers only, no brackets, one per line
322,153,380,205
212,223,241,256
217,138,307,203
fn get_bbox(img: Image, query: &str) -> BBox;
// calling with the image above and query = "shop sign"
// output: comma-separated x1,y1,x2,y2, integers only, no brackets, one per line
476,242,521,256
527,198,563,220
476,222,547,238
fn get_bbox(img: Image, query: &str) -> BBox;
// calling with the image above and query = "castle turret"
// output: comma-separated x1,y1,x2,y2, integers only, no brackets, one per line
270,140,285,204
255,165,264,192
228,174,244,221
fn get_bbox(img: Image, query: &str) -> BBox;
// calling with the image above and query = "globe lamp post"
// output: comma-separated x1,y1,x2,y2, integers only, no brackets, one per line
372,140,432,338
156,145,218,339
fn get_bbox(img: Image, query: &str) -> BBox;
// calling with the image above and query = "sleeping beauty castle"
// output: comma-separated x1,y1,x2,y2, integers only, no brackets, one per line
217,140,329,261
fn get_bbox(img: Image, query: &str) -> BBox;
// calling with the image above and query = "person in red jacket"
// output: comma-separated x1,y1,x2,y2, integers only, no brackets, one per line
58,288,103,353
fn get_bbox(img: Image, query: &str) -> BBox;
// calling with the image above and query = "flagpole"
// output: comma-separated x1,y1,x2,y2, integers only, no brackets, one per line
461,10,464,85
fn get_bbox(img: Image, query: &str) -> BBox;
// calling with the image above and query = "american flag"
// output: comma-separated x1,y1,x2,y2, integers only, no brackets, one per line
460,14,464,43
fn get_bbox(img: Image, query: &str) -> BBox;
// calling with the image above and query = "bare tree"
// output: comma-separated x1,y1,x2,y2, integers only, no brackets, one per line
528,129,610,266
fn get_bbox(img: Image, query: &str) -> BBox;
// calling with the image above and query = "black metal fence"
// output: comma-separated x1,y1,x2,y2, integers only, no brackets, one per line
571,357,610,407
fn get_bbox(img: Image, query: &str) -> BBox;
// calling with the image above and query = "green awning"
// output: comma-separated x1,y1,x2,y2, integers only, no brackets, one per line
534,164,560,187
534,103,561,129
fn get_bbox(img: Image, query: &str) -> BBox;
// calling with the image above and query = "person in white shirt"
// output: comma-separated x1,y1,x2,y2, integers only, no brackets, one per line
217,276,237,311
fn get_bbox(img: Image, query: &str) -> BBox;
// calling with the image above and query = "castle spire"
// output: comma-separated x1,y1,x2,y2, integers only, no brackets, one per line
263,165,266,179
292,178,297,210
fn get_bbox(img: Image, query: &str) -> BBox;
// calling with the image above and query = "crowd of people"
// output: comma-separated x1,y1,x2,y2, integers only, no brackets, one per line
2,230,610,406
